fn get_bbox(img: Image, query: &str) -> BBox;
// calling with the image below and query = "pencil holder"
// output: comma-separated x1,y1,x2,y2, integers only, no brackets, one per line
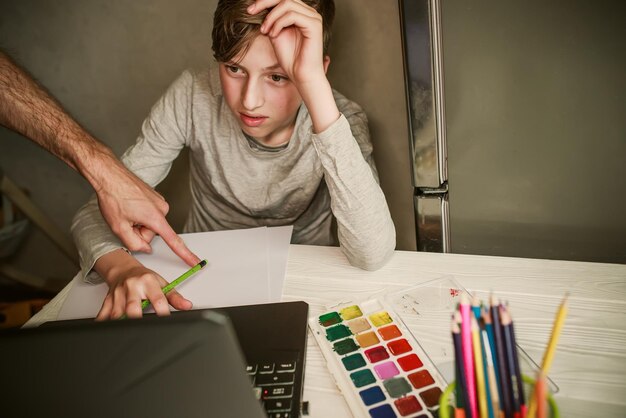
438,374,559,418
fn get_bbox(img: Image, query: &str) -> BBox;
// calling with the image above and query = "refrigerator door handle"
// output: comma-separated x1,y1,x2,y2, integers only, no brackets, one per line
400,0,450,253
399,0,448,189
414,189,450,253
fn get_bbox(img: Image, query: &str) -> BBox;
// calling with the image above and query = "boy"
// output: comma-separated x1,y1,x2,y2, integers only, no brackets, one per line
72,0,396,320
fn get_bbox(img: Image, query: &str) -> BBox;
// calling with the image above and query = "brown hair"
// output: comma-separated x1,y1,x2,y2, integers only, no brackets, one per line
212,0,335,63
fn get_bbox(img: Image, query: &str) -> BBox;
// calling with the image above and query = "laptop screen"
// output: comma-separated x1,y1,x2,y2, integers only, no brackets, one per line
1,309,267,418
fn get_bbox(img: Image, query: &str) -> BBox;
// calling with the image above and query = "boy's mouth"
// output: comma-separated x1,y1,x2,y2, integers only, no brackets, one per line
239,112,267,128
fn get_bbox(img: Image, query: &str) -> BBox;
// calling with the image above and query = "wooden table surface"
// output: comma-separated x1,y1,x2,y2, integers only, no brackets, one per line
282,245,626,418
27,244,626,417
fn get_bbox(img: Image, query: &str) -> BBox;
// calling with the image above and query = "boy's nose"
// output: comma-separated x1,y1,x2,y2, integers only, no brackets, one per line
242,79,264,111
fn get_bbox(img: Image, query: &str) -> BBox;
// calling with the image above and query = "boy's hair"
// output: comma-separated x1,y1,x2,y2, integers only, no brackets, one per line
212,0,335,63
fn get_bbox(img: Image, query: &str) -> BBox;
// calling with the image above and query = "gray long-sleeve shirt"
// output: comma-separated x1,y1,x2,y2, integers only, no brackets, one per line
72,68,395,281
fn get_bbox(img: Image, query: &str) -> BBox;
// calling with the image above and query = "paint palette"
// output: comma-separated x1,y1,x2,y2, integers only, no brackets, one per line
310,298,447,417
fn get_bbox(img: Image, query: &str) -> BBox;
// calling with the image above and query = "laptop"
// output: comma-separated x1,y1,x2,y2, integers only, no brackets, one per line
0,301,308,418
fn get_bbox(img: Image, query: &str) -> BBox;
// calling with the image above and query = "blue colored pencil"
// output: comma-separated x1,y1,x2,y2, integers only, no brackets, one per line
500,306,521,416
502,305,526,416
482,325,500,417
490,295,513,418
483,307,502,404
478,318,496,418
471,294,482,320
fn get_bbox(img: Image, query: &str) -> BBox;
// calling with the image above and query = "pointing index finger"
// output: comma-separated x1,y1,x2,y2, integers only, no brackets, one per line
144,217,201,267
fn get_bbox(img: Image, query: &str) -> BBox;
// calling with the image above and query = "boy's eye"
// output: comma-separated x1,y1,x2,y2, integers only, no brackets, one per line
226,65,241,74
270,74,286,82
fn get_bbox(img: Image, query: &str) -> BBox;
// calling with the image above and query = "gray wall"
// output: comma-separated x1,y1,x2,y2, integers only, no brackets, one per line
330,1,415,252
0,1,414,285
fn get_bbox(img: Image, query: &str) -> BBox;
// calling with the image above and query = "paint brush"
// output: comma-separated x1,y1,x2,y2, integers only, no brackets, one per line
120,259,207,319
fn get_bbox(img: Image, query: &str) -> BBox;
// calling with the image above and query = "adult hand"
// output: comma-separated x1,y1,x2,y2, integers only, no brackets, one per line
93,155,200,267
0,51,200,267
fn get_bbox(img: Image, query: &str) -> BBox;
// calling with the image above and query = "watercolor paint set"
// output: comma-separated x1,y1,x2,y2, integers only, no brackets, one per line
310,298,447,417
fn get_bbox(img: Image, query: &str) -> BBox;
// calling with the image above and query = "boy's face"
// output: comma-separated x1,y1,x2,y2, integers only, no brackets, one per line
219,34,303,147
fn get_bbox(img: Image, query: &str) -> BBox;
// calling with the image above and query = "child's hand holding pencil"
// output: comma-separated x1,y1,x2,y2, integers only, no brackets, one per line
94,250,206,320
114,260,206,319
116,259,208,320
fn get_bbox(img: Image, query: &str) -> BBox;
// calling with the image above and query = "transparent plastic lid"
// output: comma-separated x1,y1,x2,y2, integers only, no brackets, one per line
383,275,559,394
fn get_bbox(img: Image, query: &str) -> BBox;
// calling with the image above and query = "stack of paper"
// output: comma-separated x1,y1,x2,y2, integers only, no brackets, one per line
57,226,293,320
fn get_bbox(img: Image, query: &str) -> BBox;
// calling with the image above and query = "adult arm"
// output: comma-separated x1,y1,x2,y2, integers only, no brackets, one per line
72,70,197,318
0,50,198,266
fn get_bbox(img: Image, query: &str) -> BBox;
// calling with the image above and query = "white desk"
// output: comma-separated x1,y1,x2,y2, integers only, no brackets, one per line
28,245,626,417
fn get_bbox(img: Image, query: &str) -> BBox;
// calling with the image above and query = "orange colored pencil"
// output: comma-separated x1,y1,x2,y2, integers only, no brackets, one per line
534,372,547,418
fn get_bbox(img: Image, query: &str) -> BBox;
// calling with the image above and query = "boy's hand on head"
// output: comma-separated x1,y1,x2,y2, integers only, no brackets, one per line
94,249,193,321
248,0,326,86
248,0,340,133
94,156,200,267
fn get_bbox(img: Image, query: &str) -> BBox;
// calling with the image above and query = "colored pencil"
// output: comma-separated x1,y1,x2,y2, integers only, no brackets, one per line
454,312,467,415
454,314,467,418
481,326,500,418
460,293,479,418
455,356,467,418
490,295,513,418
119,259,207,319
483,307,503,405
539,294,569,374
471,316,488,418
472,293,482,320
534,372,548,418
452,316,473,418
527,293,569,418
503,304,526,417
500,306,521,417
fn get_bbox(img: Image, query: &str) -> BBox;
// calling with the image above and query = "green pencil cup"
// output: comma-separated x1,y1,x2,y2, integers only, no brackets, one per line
438,374,559,418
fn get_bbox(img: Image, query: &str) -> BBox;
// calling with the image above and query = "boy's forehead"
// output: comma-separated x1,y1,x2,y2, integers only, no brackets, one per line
232,35,282,70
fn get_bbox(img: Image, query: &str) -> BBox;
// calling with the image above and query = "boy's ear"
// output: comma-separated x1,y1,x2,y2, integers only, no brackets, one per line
323,55,331,74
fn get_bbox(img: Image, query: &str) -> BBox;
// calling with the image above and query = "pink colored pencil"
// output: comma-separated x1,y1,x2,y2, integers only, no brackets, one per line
460,293,478,418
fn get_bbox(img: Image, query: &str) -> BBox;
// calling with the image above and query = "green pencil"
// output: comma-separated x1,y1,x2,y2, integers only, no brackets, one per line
120,259,207,319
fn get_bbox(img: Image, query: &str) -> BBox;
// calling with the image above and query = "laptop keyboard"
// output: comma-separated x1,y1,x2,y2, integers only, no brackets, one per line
247,360,298,418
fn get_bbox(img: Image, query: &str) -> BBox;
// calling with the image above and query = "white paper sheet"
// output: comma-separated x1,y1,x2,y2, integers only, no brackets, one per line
267,225,293,300
57,226,292,320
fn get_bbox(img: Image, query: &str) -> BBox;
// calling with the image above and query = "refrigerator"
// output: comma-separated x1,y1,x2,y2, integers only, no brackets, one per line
398,0,626,264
